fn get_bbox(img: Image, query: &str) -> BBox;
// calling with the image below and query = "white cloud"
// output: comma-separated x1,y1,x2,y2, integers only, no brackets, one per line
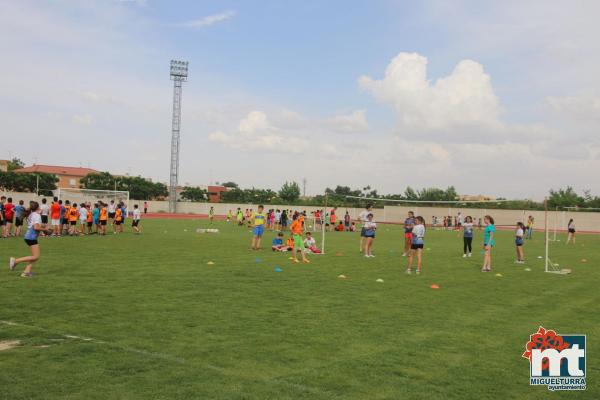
72,114,93,125
209,111,309,153
325,110,369,133
547,96,600,121
359,52,501,130
179,10,236,29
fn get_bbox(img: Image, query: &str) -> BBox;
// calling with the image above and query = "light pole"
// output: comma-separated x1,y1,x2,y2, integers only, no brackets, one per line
169,60,189,213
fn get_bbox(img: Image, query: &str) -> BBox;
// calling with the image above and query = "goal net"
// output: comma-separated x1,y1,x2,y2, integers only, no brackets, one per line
544,200,571,275
57,188,130,209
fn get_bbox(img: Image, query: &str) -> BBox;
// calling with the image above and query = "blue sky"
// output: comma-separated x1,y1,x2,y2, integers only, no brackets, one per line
1,1,599,198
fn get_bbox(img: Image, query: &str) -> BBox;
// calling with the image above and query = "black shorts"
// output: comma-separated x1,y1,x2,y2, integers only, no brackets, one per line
568,228,576,233
100,220,107,226
411,243,424,250
360,227,367,237
24,239,38,246
115,220,122,226
15,217,24,227
132,220,139,227
70,221,76,226
365,234,375,239
0,219,5,226
62,218,68,225
87,221,93,227
41,215,48,224
108,212,116,219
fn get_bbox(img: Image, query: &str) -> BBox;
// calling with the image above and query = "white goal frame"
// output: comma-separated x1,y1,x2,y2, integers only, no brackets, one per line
57,188,130,210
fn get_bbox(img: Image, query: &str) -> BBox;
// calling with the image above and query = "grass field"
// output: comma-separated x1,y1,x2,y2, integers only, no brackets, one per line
1,218,598,399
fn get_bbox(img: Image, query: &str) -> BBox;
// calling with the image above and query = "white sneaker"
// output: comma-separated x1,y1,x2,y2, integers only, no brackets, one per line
468,253,472,257
406,268,412,274
9,257,16,271
462,254,467,258
369,254,375,258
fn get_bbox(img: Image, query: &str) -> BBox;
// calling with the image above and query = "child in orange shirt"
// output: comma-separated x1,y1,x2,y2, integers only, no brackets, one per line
68,203,79,236
290,215,309,263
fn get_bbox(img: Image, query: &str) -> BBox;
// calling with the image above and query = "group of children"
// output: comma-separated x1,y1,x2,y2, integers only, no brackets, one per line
353,204,533,274
246,204,316,263
4,196,143,278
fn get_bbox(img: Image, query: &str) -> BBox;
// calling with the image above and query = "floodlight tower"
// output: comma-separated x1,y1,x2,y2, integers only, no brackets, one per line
168,60,189,213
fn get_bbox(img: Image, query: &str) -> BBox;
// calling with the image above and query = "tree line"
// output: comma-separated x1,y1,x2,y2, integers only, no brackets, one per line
2,155,598,210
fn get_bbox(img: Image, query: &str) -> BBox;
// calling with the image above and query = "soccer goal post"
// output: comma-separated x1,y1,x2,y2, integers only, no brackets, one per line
57,188,130,210
544,198,570,275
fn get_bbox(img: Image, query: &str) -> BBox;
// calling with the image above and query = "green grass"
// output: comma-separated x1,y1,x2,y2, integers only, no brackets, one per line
1,219,598,399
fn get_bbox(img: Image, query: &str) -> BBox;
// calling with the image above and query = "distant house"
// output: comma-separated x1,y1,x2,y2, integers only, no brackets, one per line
0,160,9,172
14,164,99,188
207,185,228,203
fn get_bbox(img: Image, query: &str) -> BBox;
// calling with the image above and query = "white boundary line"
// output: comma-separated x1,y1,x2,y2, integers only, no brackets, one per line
0,319,328,395
0,320,185,364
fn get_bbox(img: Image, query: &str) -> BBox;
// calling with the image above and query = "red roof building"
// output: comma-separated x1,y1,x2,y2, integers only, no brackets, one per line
14,164,99,188
207,185,228,203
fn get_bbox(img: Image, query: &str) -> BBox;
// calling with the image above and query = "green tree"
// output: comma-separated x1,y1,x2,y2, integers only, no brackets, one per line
7,158,25,171
180,187,208,202
80,172,115,190
221,187,245,203
548,187,584,209
404,186,418,200
0,171,57,195
279,181,301,203
80,172,167,200
221,181,239,189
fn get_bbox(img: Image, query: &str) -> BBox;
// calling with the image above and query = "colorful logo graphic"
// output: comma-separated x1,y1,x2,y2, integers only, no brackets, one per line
523,327,586,391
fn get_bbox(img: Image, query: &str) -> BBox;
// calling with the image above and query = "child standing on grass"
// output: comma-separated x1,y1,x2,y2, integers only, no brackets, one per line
132,204,142,234
92,203,100,234
3,197,14,237
68,203,79,236
363,213,377,258
9,201,46,278
358,204,374,253
515,222,525,264
86,204,93,234
99,202,108,235
526,216,534,239
14,200,25,237
402,211,415,256
50,197,61,237
481,215,495,272
114,205,123,234
251,205,266,250
566,219,576,244
290,215,310,263
209,207,215,224
462,216,474,257
407,216,425,274
79,203,88,235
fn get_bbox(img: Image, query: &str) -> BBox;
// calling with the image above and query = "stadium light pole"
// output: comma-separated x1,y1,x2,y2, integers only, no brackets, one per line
169,60,189,213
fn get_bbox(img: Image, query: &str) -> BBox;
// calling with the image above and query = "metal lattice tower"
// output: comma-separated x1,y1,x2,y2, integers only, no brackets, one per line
168,60,189,213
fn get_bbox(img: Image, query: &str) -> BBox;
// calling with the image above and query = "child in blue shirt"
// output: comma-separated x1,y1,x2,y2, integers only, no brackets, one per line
482,215,496,272
271,232,287,251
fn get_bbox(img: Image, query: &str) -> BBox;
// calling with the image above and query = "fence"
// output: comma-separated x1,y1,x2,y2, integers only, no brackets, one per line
1,191,598,232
